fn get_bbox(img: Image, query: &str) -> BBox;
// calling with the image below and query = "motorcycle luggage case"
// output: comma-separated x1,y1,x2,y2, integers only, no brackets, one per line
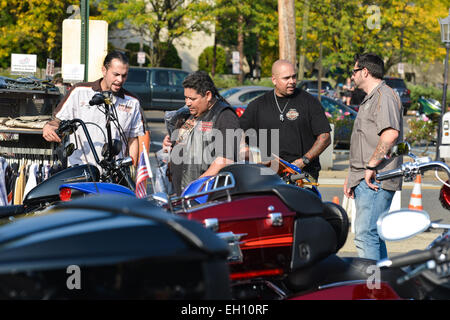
187,195,336,279
184,164,337,279
0,195,231,299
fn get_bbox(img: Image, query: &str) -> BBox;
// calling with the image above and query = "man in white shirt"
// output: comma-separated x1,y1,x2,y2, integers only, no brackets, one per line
43,51,145,168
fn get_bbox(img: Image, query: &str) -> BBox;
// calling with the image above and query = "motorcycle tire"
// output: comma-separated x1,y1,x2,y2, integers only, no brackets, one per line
322,201,349,252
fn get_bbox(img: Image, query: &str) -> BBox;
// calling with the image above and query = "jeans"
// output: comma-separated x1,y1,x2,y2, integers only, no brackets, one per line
354,179,395,261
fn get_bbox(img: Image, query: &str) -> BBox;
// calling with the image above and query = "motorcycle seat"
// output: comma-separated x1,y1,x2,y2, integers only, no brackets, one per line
285,254,423,299
214,163,324,216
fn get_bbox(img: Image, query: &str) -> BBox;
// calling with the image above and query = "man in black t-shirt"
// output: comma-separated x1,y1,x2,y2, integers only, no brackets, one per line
239,60,331,180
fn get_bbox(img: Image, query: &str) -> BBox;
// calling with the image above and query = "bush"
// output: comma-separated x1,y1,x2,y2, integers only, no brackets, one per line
198,46,228,74
125,42,182,68
408,83,450,111
159,42,182,69
405,114,438,154
211,74,273,90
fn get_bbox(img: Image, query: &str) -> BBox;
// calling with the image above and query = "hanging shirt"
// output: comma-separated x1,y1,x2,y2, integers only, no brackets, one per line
14,162,27,205
23,163,38,201
0,157,8,206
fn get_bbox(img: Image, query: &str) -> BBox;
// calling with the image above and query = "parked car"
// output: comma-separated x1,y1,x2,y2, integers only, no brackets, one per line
383,77,411,115
123,67,189,110
297,80,335,97
220,86,272,106
311,94,356,148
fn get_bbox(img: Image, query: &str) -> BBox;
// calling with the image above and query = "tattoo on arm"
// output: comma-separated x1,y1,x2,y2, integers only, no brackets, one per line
305,133,331,160
370,140,394,164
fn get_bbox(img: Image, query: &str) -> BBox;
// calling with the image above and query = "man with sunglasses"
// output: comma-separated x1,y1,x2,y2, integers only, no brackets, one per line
344,53,403,261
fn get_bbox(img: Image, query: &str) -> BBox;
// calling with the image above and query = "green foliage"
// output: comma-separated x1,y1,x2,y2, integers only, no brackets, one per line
213,0,277,77
212,74,272,90
198,46,228,74
0,0,78,68
159,42,182,69
125,43,151,66
408,83,450,110
296,0,448,78
405,115,438,153
96,0,212,67
125,41,181,68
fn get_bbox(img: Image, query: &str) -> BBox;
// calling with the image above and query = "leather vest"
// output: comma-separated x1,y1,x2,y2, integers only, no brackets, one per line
172,100,234,193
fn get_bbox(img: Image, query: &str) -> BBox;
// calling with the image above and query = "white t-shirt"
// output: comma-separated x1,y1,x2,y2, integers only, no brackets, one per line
54,79,145,168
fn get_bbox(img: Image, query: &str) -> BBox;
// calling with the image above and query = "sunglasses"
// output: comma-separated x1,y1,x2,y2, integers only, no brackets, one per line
351,67,364,75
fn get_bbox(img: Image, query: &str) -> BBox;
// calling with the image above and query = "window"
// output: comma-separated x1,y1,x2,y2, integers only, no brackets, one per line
126,69,147,83
384,78,407,89
172,71,188,86
238,91,267,102
220,88,241,99
155,70,170,86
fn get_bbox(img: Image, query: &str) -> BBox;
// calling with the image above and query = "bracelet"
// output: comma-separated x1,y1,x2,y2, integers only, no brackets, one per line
365,165,377,170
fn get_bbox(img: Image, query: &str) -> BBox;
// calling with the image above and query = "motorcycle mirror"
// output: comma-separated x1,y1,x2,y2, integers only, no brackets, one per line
89,92,106,106
377,209,431,241
388,142,411,158
63,142,76,157
115,156,133,168
101,139,123,159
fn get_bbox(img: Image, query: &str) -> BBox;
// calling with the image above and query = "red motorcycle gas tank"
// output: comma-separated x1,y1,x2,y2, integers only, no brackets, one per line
185,195,296,278
288,281,401,300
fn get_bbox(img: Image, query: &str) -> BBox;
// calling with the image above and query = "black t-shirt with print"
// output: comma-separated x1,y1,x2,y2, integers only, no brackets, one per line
239,88,331,178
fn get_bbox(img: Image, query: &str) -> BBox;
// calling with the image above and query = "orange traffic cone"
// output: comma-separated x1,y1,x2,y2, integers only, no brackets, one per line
408,175,423,211
332,196,339,205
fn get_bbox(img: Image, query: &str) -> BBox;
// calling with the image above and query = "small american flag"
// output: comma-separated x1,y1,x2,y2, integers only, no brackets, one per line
135,151,149,198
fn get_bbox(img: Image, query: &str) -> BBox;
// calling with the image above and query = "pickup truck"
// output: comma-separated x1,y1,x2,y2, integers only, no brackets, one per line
123,67,189,111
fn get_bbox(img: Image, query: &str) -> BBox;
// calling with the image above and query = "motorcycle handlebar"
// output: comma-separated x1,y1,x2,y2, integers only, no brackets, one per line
378,247,440,269
376,168,404,181
376,161,450,181
290,173,306,183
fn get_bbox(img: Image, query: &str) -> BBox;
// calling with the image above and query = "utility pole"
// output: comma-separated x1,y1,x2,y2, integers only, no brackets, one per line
81,0,89,82
278,0,296,66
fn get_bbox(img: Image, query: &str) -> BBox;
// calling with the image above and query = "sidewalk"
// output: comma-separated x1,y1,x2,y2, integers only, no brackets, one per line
319,149,444,186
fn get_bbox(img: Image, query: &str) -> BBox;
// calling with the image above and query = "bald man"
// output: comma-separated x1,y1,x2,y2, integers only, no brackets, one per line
239,60,331,181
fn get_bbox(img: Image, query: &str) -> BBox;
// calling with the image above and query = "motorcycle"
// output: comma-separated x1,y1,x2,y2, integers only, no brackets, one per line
0,91,135,218
152,160,422,300
0,193,232,299
417,96,441,119
375,145,450,299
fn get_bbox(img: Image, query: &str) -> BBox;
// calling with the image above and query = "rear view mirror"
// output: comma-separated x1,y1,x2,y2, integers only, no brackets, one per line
101,139,123,159
377,209,431,241
388,142,411,159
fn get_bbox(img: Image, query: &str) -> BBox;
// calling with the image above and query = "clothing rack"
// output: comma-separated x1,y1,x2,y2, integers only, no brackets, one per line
1,146,54,157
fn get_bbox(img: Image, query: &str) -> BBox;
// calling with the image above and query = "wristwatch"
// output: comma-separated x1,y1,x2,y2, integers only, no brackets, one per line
365,164,377,170
302,156,310,165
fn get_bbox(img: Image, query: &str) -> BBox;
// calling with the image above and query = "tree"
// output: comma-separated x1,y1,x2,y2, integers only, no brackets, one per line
0,0,78,68
295,0,448,80
213,0,277,78
198,46,228,74
96,0,213,67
